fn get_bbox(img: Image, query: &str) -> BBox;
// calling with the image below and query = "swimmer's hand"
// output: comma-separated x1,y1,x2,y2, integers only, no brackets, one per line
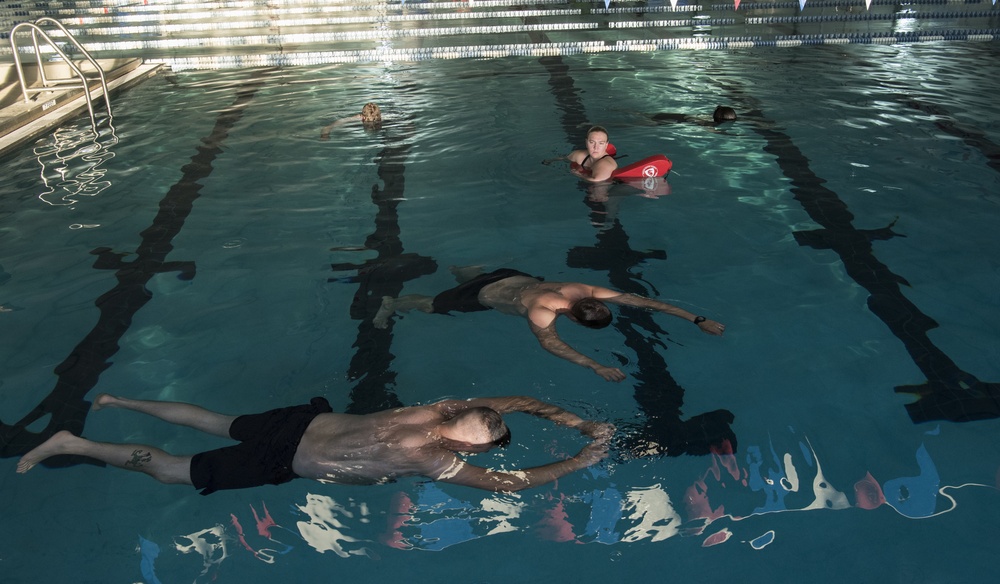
576,438,611,466
593,365,626,382
696,318,726,336
576,420,616,442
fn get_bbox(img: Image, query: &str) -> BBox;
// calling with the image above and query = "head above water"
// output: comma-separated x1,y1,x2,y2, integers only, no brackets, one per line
585,125,610,157
361,102,381,122
713,106,737,123
587,125,610,145
440,407,511,453
361,102,382,128
570,297,613,329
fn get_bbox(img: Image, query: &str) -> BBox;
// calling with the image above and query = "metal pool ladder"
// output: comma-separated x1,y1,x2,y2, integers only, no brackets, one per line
8,17,112,132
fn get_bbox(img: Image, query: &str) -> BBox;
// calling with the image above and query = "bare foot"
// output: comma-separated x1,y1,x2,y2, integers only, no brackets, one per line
373,296,395,329
16,431,80,474
91,393,117,411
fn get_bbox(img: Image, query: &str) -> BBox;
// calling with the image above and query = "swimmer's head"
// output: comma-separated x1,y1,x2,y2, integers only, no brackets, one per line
443,407,511,452
586,125,610,156
570,297,613,329
587,126,608,141
361,102,382,129
713,106,737,123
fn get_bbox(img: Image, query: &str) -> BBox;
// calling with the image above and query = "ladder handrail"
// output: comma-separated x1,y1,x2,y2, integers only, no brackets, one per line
8,18,113,132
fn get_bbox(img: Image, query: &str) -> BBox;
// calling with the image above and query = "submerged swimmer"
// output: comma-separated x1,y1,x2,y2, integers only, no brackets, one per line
16,394,613,494
650,105,737,127
374,266,726,382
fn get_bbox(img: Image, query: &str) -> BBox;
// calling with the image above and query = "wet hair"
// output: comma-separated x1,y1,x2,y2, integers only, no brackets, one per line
465,407,511,448
361,102,381,122
360,102,382,130
713,106,737,123
570,297,612,329
587,125,609,141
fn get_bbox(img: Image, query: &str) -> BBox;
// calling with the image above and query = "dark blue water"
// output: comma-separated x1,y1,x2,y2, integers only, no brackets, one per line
1,41,998,583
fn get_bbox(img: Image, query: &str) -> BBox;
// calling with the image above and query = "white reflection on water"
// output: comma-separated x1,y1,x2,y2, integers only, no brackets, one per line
294,492,373,558
33,122,118,208
173,524,230,584
620,484,682,543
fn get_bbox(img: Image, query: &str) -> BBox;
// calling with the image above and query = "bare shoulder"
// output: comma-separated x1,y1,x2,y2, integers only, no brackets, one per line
596,155,618,169
392,403,448,425
549,281,601,300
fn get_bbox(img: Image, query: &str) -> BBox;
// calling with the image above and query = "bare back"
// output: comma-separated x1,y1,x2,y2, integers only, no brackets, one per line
479,278,607,328
292,406,458,486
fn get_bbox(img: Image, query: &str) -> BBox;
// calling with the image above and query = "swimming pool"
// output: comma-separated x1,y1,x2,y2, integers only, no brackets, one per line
1,41,999,582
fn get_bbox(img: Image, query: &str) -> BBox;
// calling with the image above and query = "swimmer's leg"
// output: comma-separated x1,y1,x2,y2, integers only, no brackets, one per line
17,430,193,485
449,265,485,283
374,294,434,328
93,393,236,438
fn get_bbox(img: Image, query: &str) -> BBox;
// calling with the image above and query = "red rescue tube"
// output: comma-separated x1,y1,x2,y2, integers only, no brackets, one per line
611,154,673,179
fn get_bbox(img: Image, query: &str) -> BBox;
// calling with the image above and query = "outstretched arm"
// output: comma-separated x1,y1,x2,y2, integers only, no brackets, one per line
529,321,626,382
441,396,583,427
320,114,361,139
592,288,726,336
436,438,610,492
432,396,617,441
427,397,616,491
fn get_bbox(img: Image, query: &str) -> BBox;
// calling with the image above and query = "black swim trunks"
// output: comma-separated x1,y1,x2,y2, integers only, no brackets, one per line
189,396,333,496
431,268,538,314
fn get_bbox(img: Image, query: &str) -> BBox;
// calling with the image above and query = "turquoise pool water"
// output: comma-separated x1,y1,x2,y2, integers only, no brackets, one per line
1,41,999,582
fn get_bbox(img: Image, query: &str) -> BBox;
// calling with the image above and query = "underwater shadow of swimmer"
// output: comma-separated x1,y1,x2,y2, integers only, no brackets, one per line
567,224,738,462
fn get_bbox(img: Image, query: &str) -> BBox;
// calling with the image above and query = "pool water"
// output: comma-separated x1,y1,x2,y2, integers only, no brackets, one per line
1,41,999,582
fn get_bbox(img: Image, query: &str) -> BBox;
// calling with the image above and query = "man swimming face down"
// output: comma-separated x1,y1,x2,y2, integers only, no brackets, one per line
568,297,613,329
437,407,512,453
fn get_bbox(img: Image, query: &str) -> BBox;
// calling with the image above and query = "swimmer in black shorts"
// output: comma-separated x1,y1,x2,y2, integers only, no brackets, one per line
17,394,613,494
374,266,727,382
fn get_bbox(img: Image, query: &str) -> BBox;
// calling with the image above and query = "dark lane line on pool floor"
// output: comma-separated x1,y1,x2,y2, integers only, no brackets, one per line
717,79,1000,424
529,20,739,460
329,116,437,415
0,72,271,464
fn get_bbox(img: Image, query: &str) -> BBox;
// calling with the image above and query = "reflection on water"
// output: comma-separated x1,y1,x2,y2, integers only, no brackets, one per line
294,493,374,558
125,427,998,581
173,524,230,584
33,120,118,207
